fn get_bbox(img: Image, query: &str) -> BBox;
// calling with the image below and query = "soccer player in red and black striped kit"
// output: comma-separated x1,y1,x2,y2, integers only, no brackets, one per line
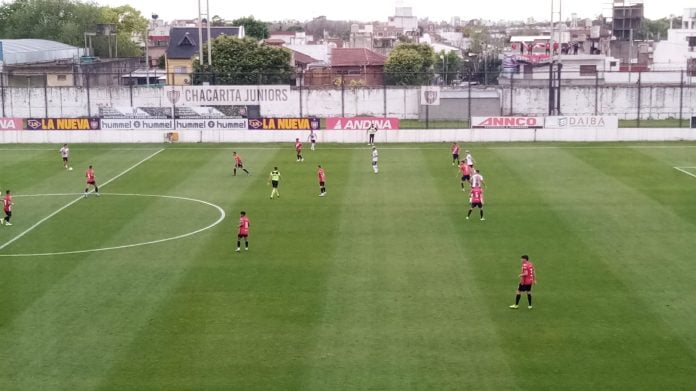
1,190,14,226
510,255,536,309
236,211,250,252
233,152,250,176
317,165,326,196
295,138,304,162
84,165,99,197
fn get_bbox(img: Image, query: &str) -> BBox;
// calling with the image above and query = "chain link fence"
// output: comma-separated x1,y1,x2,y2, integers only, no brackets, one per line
1,69,695,128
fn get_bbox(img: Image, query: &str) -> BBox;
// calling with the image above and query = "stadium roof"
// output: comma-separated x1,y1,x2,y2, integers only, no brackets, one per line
0,39,83,65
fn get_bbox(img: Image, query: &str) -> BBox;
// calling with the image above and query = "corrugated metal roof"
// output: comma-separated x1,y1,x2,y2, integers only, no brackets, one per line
0,39,83,65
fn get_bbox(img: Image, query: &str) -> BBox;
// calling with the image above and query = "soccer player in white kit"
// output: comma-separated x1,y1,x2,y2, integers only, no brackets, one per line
371,146,379,174
60,144,70,169
309,130,317,151
465,150,475,168
471,170,485,188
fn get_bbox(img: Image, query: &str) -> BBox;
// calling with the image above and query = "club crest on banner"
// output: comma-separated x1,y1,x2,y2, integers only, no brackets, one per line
420,86,441,106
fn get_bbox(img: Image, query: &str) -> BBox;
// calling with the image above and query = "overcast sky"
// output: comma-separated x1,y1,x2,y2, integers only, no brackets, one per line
95,0,693,23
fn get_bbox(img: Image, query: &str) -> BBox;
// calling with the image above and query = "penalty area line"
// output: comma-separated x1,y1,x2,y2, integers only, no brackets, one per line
673,167,696,179
0,149,165,252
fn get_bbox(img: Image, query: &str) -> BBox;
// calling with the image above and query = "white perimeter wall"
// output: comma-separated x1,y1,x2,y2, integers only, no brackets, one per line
2,85,696,120
1,128,695,144
501,85,696,119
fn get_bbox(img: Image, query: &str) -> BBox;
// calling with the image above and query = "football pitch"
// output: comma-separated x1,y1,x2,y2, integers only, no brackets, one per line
1,142,696,390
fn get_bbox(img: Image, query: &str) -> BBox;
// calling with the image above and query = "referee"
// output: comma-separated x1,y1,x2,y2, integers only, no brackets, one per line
269,167,281,199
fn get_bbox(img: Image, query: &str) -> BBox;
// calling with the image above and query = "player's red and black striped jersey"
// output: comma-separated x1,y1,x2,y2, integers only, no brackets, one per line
521,261,535,285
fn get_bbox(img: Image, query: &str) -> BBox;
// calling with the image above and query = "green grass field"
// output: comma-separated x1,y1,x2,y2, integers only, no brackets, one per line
2,142,696,390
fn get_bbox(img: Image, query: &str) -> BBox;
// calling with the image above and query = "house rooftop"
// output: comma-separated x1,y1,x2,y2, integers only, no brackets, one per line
166,27,244,59
331,48,386,67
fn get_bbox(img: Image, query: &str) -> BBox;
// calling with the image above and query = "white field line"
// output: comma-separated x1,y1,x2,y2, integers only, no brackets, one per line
0,149,165,252
3,145,696,152
674,167,696,179
0,193,225,257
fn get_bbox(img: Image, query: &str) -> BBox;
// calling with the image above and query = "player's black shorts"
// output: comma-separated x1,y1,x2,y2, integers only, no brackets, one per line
62,157,68,162
238,233,248,238
87,181,96,185
319,181,325,187
518,284,532,292
311,139,316,143
272,180,279,188
471,202,483,208
453,153,459,160
235,163,243,168
372,161,377,166
461,175,470,181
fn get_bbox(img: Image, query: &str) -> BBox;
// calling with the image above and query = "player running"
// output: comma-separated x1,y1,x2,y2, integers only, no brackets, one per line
1,190,14,226
510,255,536,309
232,152,250,176
309,130,318,151
371,146,379,174
84,165,100,197
451,142,461,166
466,186,485,221
458,160,472,191
464,150,475,168
60,144,71,169
236,211,250,252
269,167,281,199
471,170,485,189
317,165,327,196
295,138,304,162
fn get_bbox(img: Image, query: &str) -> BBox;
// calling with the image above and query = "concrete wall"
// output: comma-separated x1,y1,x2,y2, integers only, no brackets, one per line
1,128,695,144
2,84,696,120
501,84,696,119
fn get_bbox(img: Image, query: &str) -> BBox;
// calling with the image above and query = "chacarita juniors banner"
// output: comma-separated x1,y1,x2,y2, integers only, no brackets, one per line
25,118,101,130
545,116,618,129
326,117,400,130
472,116,543,129
0,118,22,130
165,85,291,106
248,118,320,130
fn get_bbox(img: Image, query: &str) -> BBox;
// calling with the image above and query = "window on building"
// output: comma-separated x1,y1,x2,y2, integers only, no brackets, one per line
580,65,597,76
610,61,617,67
57,74,67,81
174,66,188,74
688,37,696,52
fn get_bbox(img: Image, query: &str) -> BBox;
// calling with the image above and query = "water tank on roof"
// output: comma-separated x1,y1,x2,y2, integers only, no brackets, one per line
80,56,95,64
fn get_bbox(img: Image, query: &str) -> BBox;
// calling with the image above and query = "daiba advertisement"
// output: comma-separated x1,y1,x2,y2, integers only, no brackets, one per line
326,117,400,130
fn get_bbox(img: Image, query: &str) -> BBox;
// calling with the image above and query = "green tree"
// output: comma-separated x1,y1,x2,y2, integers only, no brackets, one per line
642,18,670,41
0,0,147,58
230,16,269,40
384,43,435,85
211,15,225,27
99,5,148,57
434,50,462,85
193,36,292,85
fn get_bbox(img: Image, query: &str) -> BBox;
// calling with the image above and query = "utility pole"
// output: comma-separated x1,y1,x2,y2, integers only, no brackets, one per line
198,0,212,67
628,28,633,84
